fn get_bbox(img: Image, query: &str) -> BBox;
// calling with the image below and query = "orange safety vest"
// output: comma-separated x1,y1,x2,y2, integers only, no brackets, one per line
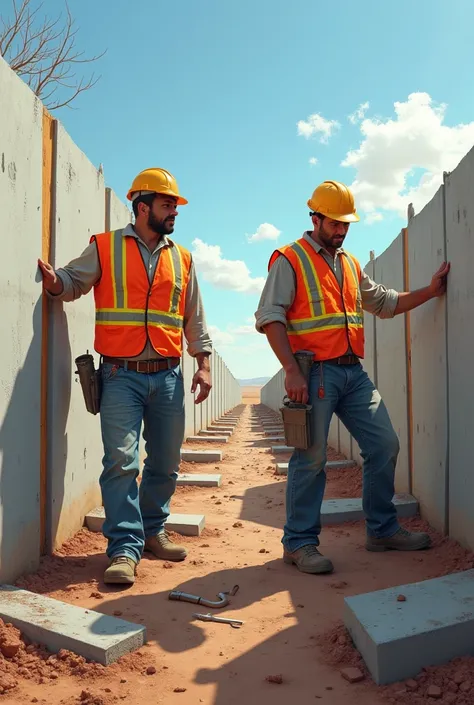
268,237,364,360
91,229,192,358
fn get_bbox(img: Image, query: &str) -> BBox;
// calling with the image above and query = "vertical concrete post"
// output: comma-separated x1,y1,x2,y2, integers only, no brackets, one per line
403,227,414,494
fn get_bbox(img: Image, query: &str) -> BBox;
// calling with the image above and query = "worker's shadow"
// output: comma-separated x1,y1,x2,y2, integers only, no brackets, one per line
89,557,353,704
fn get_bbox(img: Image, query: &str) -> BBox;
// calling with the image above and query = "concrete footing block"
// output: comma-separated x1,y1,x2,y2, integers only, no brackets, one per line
181,449,222,463
264,428,284,436
85,508,206,536
0,586,145,665
344,569,474,685
275,460,357,473
263,435,285,442
208,426,234,433
199,429,232,437
177,473,221,487
186,435,228,443
321,495,417,525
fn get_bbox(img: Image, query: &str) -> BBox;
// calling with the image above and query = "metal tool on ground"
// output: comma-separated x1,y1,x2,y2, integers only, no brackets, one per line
192,612,244,628
280,350,314,450
168,584,239,608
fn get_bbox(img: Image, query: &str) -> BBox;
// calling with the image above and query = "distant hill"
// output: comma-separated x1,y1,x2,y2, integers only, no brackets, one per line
238,377,270,387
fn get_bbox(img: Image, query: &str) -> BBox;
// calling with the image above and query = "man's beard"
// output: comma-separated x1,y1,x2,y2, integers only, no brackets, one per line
318,225,345,250
148,211,175,235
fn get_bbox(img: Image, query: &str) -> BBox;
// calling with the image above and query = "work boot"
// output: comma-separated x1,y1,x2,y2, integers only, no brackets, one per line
366,527,431,552
103,555,137,585
283,545,334,574
144,531,187,562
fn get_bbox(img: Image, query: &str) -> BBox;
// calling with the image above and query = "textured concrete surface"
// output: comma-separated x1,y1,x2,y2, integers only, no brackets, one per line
321,495,417,525
264,428,284,436
344,569,474,685
187,435,228,443
0,56,43,581
48,122,105,550
374,234,410,493
445,148,474,549
85,508,206,536
180,449,223,463
177,474,221,487
0,586,145,665
208,426,234,433
409,187,448,534
263,436,285,442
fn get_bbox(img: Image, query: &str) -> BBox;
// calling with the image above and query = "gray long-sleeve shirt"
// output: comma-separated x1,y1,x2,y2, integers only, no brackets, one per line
255,231,399,353
49,223,212,360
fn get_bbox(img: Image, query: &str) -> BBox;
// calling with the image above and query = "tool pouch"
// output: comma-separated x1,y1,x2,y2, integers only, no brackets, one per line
279,350,314,450
74,353,102,415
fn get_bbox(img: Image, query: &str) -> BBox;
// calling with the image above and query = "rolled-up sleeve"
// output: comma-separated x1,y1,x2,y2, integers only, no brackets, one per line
254,255,296,333
47,242,101,303
360,270,399,319
183,260,213,356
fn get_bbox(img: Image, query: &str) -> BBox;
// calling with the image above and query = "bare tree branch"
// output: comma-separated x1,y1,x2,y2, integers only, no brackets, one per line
0,0,106,110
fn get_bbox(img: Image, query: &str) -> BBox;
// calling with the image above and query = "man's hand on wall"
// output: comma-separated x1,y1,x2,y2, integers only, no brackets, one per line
429,261,450,298
37,259,63,296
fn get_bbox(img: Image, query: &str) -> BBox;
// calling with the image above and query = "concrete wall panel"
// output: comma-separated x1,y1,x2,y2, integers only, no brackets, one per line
445,148,474,547
374,235,410,493
182,351,195,438
105,187,131,231
409,187,448,533
0,57,43,580
47,123,105,550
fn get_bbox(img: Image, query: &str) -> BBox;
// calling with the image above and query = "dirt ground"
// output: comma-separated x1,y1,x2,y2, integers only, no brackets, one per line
4,392,474,705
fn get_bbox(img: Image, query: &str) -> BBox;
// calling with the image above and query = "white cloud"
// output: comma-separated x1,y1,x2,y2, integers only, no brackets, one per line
309,157,318,166
348,101,370,125
297,113,340,143
341,92,474,221
247,222,281,244
207,325,234,347
365,212,384,225
191,239,265,294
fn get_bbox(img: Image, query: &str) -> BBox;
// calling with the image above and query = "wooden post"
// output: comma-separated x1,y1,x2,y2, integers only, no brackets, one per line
40,109,56,554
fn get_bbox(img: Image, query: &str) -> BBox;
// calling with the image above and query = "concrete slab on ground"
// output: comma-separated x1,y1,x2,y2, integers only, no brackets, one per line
321,495,417,525
263,436,285,442
0,586,145,665
213,421,237,427
177,473,221,487
208,426,234,433
344,569,474,685
186,435,228,443
275,460,357,474
85,508,206,536
181,449,223,463
199,430,232,437
264,428,284,436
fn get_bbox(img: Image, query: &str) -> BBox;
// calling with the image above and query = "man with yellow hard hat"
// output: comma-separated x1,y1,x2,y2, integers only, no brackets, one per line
38,168,213,585
255,180,450,574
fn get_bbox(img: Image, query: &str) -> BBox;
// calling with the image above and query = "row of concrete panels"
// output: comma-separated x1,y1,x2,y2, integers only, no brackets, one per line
0,55,241,583
260,142,474,552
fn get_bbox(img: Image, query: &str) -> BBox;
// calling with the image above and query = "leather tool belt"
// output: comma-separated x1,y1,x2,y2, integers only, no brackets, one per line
102,356,180,373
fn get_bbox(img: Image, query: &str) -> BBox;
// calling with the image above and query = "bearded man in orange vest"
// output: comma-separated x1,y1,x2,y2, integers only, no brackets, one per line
38,168,212,585
255,180,450,574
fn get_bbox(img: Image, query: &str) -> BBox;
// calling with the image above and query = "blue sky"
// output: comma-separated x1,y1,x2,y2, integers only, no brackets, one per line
22,0,474,378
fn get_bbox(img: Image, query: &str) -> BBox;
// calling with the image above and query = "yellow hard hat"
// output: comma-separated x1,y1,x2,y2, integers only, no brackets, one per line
307,180,359,223
126,167,188,205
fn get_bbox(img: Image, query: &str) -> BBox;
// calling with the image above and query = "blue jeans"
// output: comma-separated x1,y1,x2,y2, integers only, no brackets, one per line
283,362,400,552
99,362,185,563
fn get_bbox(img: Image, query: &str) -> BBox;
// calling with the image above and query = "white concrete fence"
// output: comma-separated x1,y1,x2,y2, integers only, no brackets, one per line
262,142,474,553
0,55,240,583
